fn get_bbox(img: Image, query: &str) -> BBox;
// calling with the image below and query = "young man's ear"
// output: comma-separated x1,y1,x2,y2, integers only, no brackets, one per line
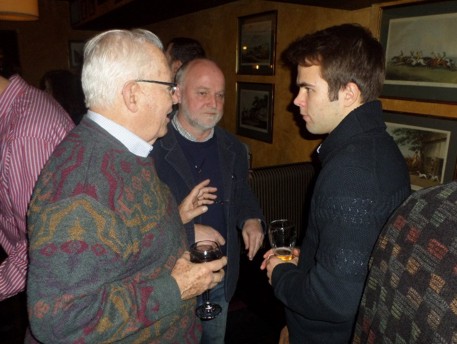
342,82,361,107
122,81,140,112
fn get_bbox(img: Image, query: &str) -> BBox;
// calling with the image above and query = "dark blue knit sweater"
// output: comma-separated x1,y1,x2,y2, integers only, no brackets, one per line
272,101,411,343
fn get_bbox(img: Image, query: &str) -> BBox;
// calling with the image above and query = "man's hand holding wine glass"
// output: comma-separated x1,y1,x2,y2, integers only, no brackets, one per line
171,250,227,300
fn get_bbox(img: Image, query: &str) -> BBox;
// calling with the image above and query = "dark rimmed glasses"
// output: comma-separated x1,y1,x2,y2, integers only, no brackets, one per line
136,79,177,96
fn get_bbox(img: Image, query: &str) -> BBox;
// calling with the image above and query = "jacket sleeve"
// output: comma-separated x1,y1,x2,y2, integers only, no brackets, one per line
232,143,265,230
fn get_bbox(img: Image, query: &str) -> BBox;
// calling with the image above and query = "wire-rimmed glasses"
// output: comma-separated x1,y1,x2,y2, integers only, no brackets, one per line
136,79,177,95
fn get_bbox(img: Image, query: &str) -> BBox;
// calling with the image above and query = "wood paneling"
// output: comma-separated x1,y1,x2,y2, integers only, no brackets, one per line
1,0,455,169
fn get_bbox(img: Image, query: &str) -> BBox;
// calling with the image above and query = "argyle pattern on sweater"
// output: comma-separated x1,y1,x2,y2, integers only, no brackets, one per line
353,181,457,343
27,119,200,343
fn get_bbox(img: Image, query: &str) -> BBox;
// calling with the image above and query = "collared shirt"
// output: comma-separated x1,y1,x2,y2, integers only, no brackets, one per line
86,111,152,157
0,75,74,301
171,113,214,142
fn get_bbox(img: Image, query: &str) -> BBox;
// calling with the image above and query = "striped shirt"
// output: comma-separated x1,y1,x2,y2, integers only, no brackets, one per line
0,75,74,301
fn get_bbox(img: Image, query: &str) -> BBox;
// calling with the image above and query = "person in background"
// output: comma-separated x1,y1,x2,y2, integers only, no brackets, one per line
153,58,265,344
26,29,226,343
165,37,206,78
0,63,74,342
0,72,74,302
261,23,411,343
40,69,87,124
353,180,457,343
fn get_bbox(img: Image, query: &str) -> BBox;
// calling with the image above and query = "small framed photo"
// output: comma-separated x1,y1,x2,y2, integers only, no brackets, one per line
237,11,277,75
236,82,274,143
69,41,85,69
380,1,457,102
384,111,457,190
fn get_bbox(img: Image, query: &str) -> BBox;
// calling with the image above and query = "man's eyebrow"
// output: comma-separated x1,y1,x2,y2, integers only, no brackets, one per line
297,82,313,87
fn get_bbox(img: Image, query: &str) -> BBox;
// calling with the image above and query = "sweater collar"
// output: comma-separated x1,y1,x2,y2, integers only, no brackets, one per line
318,100,385,160
171,113,214,142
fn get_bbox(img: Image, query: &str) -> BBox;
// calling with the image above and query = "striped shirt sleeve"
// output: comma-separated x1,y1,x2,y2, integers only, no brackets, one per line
0,75,75,300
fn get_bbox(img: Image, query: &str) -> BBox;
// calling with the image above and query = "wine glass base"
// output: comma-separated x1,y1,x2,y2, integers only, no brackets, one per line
195,302,222,320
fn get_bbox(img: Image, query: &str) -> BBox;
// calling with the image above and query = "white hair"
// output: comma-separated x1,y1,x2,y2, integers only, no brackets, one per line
81,29,163,108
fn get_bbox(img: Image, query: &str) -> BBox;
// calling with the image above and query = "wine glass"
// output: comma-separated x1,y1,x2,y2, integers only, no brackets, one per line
268,219,297,261
189,240,223,320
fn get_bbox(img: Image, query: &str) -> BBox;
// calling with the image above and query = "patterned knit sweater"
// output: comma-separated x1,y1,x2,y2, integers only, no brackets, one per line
353,181,457,343
26,118,201,343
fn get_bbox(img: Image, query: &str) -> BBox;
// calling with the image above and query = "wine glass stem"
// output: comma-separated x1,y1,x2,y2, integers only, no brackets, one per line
203,290,210,304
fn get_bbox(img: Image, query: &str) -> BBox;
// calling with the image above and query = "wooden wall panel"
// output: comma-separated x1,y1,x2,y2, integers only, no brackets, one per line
0,0,455,169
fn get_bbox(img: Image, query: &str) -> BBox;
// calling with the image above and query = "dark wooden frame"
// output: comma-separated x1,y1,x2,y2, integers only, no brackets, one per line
69,41,85,69
384,111,457,190
236,82,274,143
237,11,277,75
380,1,457,102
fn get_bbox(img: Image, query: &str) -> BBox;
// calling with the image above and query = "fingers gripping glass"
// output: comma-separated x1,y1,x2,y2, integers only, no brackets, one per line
189,240,223,320
136,79,177,95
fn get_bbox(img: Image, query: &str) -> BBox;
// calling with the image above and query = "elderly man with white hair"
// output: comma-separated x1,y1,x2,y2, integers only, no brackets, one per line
26,29,226,343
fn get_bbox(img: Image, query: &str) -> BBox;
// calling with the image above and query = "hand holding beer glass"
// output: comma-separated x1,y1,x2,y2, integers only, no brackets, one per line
268,219,297,261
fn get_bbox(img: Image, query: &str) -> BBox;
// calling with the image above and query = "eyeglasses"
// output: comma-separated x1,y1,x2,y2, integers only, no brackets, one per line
136,79,177,95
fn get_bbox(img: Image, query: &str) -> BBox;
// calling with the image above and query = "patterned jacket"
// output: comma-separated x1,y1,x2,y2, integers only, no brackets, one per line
353,181,457,343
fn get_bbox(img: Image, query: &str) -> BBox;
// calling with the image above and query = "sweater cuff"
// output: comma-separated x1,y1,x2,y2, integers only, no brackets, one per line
154,274,189,316
271,262,296,287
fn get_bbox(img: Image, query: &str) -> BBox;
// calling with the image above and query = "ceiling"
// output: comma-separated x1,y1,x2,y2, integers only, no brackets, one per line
70,0,384,30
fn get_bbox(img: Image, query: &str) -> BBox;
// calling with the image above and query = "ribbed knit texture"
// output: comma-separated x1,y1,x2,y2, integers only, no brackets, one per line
272,101,411,343
353,181,457,343
27,118,200,343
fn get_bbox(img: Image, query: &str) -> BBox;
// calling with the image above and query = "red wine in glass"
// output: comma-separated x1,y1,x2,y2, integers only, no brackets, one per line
189,240,223,320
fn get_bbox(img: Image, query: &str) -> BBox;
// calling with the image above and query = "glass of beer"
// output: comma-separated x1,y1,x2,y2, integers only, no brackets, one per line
268,219,296,261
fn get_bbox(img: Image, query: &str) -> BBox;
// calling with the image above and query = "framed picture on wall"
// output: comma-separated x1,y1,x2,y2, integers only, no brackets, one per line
384,111,457,190
69,41,85,69
237,11,277,75
236,82,274,143
380,1,457,102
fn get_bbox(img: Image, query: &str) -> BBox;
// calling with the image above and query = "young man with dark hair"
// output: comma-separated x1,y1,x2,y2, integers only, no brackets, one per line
261,24,411,343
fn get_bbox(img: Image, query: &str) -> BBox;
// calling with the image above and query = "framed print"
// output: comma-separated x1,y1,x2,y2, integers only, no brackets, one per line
380,1,457,102
384,111,457,190
69,41,85,69
237,11,277,75
236,82,274,143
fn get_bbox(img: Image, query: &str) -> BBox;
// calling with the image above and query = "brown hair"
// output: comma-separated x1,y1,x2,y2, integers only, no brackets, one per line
284,23,385,103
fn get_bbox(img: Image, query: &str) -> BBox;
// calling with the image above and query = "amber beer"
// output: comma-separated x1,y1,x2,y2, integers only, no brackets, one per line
268,219,296,261
274,247,293,261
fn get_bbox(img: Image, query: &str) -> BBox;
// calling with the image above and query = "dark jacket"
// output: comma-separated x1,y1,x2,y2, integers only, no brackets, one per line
272,101,411,343
152,123,264,301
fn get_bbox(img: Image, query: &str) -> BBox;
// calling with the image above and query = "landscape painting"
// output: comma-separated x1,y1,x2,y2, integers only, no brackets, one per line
384,111,457,191
380,1,457,101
